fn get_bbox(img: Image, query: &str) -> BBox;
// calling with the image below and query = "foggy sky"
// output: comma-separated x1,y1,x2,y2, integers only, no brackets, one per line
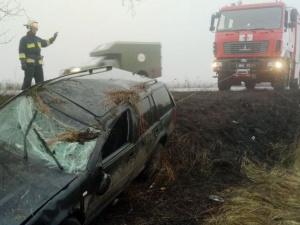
0,0,299,86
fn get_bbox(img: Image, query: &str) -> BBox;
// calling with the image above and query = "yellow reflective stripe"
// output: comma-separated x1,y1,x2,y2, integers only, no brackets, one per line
27,43,35,48
37,42,42,48
26,58,35,63
46,39,51,46
19,53,26,59
38,60,43,65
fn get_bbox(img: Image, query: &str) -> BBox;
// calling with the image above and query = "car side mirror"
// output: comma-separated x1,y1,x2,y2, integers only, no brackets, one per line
97,171,111,195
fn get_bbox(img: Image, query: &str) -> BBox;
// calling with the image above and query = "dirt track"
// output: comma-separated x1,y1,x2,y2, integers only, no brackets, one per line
96,90,300,224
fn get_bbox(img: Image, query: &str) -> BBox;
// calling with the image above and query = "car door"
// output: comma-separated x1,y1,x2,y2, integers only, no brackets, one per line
151,86,175,137
131,96,157,176
86,109,138,219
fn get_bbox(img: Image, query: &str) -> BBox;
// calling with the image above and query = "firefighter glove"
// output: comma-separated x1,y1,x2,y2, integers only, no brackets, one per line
53,32,58,41
21,60,27,71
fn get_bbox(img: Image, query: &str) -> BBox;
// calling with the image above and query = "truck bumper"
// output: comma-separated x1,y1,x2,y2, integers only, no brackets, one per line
212,58,289,82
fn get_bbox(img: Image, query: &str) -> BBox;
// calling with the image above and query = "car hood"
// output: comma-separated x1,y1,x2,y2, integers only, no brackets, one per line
0,149,77,225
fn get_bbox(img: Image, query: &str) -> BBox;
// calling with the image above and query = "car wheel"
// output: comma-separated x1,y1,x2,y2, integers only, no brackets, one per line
61,217,81,225
140,144,163,181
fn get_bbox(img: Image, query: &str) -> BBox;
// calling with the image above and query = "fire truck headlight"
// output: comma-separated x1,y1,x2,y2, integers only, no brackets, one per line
212,62,222,68
267,61,283,68
275,62,283,68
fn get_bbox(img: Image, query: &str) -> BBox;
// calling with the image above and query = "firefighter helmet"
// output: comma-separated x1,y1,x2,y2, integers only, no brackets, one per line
24,19,38,31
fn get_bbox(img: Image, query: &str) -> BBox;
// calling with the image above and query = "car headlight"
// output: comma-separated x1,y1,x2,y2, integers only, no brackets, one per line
267,61,283,68
212,62,222,68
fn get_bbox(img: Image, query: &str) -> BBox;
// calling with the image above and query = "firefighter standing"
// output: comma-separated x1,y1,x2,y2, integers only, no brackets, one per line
19,20,58,90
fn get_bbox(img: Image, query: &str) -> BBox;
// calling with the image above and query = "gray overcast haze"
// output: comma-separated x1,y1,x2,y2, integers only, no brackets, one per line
0,0,299,86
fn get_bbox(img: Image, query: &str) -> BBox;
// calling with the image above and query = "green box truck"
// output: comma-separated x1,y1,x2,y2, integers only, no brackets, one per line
60,41,162,79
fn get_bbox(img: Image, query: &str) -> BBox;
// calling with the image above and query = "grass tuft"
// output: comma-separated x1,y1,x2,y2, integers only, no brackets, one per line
205,157,300,225
102,84,148,134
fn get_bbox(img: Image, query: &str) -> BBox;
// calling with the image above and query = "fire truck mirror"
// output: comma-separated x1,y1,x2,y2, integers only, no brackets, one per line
290,9,298,23
288,22,296,29
210,12,221,32
209,26,215,32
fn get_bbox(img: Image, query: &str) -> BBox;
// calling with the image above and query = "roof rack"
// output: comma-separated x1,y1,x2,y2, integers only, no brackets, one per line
88,66,112,74
63,66,112,76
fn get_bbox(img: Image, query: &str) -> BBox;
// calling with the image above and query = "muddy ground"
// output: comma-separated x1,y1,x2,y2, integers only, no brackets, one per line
94,90,300,225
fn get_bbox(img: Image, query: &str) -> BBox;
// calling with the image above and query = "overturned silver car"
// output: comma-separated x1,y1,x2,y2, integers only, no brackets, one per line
0,67,176,225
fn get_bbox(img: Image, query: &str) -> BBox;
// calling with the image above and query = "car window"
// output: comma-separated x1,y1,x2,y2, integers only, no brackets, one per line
102,110,130,159
138,97,154,127
152,86,172,118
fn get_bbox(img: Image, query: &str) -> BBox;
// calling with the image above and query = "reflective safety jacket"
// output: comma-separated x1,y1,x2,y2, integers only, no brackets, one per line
19,31,55,66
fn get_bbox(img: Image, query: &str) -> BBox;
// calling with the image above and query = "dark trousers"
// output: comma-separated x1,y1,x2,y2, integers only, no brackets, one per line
22,66,44,90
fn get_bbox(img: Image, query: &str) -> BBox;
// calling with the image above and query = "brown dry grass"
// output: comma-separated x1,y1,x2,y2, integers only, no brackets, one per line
102,89,140,109
47,128,100,146
0,95,14,106
27,88,50,115
204,156,300,225
102,85,148,134
47,129,81,146
130,82,147,92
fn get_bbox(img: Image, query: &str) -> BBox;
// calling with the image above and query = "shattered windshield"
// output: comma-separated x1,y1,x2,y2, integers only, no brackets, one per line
217,7,282,31
0,88,101,174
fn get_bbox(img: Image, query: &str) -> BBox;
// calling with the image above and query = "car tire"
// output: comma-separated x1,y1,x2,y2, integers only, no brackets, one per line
61,217,81,225
140,144,163,181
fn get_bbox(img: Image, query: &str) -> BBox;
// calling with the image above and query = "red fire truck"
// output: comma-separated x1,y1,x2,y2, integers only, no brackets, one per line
210,1,300,91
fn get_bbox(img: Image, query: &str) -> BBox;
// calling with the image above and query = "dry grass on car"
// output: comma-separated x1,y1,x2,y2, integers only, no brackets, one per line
102,86,148,134
27,88,50,115
47,129,81,146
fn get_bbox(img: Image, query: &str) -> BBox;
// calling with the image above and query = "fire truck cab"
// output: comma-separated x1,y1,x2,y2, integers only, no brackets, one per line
210,1,300,91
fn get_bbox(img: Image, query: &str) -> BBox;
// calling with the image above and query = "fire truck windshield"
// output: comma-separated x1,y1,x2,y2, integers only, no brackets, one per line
217,6,282,31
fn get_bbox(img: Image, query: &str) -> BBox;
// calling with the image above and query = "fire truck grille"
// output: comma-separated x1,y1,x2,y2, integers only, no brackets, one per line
223,41,269,55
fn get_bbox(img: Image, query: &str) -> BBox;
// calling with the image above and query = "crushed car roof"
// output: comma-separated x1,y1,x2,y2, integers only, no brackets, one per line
21,67,155,119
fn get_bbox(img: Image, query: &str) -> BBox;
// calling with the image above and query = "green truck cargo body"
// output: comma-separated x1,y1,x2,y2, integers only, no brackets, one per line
61,42,162,79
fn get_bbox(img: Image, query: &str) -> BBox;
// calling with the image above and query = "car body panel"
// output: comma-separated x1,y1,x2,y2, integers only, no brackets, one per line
0,148,76,225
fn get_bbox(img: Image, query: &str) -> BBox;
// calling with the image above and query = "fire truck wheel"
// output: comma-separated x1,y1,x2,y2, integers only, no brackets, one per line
245,81,256,90
273,73,288,90
289,79,299,89
218,72,232,91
